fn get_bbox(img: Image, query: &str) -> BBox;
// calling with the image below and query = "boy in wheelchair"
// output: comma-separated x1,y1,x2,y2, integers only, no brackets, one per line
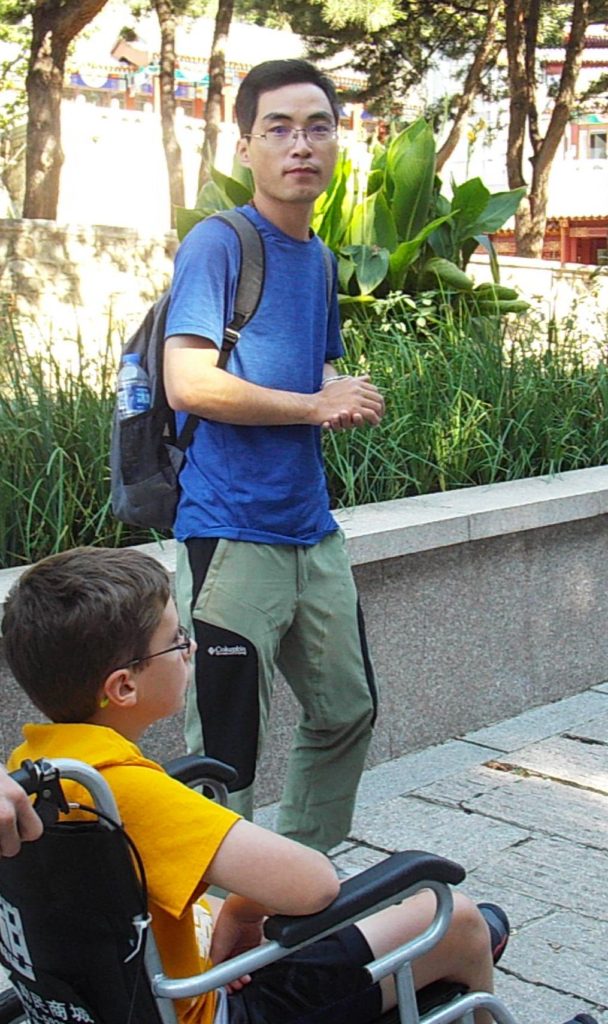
1,547,591,1024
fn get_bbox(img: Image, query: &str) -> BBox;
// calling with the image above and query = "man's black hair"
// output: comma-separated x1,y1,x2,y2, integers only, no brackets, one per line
235,59,340,136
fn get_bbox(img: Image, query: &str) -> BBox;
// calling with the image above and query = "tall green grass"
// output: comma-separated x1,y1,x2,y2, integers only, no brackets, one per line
2,297,608,568
0,312,157,569
323,296,608,507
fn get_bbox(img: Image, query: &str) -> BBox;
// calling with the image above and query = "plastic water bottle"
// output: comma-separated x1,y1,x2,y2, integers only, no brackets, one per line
117,354,151,419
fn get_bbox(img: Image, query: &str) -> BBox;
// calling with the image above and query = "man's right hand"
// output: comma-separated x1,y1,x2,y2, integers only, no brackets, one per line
0,766,43,857
313,375,385,431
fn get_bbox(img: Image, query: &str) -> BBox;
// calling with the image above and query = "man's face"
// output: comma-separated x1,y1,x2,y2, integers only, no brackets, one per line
237,82,338,209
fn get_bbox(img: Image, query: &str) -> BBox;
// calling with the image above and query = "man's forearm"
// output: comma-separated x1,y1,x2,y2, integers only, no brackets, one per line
165,343,384,429
166,350,318,426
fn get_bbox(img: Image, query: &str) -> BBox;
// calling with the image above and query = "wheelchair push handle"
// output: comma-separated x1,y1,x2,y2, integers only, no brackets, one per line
10,759,56,796
9,759,69,825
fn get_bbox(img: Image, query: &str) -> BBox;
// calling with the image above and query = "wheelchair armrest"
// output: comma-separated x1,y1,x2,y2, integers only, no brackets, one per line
163,754,238,789
263,850,465,948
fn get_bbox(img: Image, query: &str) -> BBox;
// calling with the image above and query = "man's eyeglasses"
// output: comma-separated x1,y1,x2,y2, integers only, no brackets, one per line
244,124,338,148
115,626,192,671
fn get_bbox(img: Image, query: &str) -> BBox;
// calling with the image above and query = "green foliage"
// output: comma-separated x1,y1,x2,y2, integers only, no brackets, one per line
0,12,28,139
3,295,608,567
537,2,608,46
331,119,526,303
0,7,28,211
315,0,398,31
175,159,254,238
0,313,160,569
323,297,608,507
0,1,32,26
269,0,502,114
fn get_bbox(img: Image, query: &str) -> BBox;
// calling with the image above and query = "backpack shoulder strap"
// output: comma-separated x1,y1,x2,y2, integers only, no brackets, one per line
213,208,265,362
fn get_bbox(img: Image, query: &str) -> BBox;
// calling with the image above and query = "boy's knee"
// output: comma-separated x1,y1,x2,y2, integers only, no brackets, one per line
451,894,493,962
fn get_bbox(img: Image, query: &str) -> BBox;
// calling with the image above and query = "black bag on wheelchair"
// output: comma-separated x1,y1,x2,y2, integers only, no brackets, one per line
0,815,162,1023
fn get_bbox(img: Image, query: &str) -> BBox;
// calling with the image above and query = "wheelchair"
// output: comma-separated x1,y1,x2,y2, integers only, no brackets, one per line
0,756,518,1024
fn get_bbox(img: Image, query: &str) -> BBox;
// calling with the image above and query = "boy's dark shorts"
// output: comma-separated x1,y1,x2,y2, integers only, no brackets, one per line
227,924,382,1024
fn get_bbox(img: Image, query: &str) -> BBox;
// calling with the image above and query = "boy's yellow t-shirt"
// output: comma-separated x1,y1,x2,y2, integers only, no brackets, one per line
8,722,241,1024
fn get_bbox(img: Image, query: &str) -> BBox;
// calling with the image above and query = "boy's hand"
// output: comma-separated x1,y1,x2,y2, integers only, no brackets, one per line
210,895,265,991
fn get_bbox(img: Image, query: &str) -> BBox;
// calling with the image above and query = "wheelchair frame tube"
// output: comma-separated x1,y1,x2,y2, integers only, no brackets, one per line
365,880,453,982
395,961,419,1024
49,758,121,822
153,938,289,999
152,879,455,1001
144,931,180,1024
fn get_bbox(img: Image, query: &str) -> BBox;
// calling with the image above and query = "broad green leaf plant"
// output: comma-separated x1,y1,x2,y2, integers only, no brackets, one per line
176,118,528,315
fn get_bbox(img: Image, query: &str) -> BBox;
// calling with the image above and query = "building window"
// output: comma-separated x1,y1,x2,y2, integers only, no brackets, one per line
589,130,607,159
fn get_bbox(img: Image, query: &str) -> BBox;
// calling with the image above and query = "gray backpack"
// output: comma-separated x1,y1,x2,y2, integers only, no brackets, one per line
110,209,333,532
110,210,264,531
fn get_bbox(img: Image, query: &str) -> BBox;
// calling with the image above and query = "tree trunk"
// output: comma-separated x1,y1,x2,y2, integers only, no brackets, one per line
23,0,109,220
511,161,550,254
505,0,590,257
198,0,234,192
154,0,185,228
505,0,529,190
436,0,501,172
504,0,533,250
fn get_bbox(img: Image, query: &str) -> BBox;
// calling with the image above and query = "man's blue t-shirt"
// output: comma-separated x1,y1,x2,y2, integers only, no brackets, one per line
165,205,343,546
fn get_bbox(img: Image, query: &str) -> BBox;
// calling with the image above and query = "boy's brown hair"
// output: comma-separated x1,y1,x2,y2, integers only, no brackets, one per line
3,547,171,724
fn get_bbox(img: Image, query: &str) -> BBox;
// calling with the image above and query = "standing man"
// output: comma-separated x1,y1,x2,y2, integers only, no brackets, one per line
164,59,385,853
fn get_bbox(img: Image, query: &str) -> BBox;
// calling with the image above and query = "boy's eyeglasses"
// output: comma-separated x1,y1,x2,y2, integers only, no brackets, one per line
115,626,192,670
244,124,338,148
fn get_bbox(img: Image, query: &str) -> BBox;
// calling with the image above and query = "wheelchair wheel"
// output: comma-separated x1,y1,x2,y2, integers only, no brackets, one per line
0,988,26,1023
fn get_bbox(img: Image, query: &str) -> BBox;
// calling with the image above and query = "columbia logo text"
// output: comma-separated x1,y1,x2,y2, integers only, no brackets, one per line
207,645,248,657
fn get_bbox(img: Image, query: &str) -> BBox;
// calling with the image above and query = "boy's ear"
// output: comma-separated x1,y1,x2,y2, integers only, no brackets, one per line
101,669,138,710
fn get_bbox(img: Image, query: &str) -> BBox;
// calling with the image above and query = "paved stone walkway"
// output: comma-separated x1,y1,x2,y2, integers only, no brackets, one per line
257,682,608,1024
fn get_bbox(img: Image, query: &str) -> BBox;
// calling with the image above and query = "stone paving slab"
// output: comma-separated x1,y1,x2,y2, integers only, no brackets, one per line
593,682,608,694
463,690,608,752
564,711,608,744
502,908,608,1006
415,768,608,851
473,836,608,920
458,880,557,932
354,739,502,806
506,735,608,794
350,794,529,870
414,764,526,806
492,971,607,1024
330,844,389,876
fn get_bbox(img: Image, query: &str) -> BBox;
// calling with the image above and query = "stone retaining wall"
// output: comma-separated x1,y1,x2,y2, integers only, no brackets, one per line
0,218,176,353
2,467,607,806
